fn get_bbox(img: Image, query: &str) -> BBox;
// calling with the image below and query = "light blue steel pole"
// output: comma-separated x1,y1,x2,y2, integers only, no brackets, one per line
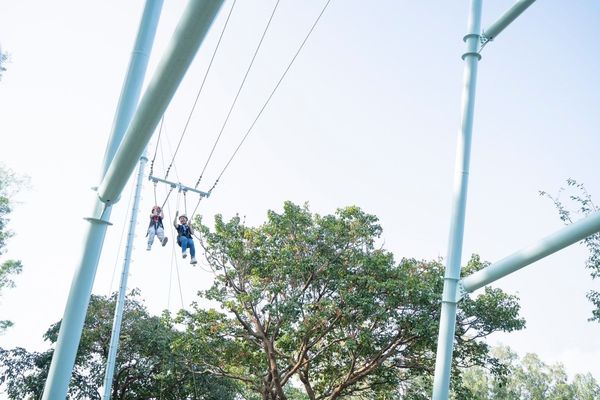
101,153,149,400
432,0,482,398
462,210,600,294
42,1,163,399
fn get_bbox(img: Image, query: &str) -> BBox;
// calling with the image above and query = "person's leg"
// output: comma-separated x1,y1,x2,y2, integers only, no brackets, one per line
147,227,155,250
157,227,168,246
189,240,197,264
181,237,189,258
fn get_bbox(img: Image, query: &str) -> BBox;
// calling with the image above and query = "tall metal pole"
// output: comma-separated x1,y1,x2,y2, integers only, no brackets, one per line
101,153,149,400
42,2,163,399
432,0,482,398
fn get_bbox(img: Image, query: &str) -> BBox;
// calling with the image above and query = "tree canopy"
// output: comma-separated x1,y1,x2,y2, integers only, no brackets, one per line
0,290,239,399
173,201,525,399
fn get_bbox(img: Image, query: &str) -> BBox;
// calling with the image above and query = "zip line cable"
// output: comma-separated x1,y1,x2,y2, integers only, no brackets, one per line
163,0,238,181
194,0,281,189
208,0,333,193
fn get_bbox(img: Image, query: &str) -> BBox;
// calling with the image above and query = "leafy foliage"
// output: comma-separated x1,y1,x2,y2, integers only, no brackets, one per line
0,48,7,80
540,179,600,321
0,291,239,399
176,201,524,399
0,164,27,334
460,345,600,399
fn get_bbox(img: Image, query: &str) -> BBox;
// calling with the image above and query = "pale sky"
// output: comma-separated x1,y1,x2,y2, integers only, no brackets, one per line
1,0,599,391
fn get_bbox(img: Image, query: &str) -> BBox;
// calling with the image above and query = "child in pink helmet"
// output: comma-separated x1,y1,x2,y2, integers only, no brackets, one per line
147,205,168,250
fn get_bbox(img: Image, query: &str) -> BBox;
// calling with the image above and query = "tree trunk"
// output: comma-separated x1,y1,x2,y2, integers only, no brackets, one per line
299,369,316,400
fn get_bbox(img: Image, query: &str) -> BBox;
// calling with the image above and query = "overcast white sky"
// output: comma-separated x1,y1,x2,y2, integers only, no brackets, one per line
1,0,599,390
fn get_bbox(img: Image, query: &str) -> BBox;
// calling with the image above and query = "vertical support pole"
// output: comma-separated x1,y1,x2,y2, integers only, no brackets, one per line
101,152,149,400
432,0,482,398
42,2,163,399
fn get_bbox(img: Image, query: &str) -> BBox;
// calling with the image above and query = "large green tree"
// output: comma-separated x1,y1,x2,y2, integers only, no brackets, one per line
175,201,525,400
0,164,25,334
0,291,239,399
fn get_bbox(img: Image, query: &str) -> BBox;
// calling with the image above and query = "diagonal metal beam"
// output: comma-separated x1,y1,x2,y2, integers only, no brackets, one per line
461,211,600,295
482,0,536,42
97,0,225,205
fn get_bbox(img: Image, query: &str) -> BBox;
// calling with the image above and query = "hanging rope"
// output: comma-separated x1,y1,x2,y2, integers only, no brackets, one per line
150,125,179,209
153,181,158,207
149,112,201,400
164,193,200,399
194,0,281,189
163,0,238,182
160,186,175,210
208,0,333,194
165,195,180,311
149,117,176,209
190,196,203,223
182,190,188,216
149,117,165,179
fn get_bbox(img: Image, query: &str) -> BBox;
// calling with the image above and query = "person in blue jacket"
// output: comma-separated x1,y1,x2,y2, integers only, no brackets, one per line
173,211,197,265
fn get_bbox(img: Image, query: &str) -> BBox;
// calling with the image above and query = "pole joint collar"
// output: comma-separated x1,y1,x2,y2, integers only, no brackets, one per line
441,277,459,304
462,33,480,43
461,51,482,61
84,217,113,226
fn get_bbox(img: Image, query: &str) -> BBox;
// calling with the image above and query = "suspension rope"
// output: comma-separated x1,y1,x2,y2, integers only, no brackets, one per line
174,254,185,310
167,240,175,311
170,195,200,399
190,196,203,222
149,117,164,178
208,0,333,194
153,181,158,206
165,195,179,311
183,190,188,216
159,144,201,400
152,125,178,209
163,0,238,181
194,0,281,189
160,186,175,210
